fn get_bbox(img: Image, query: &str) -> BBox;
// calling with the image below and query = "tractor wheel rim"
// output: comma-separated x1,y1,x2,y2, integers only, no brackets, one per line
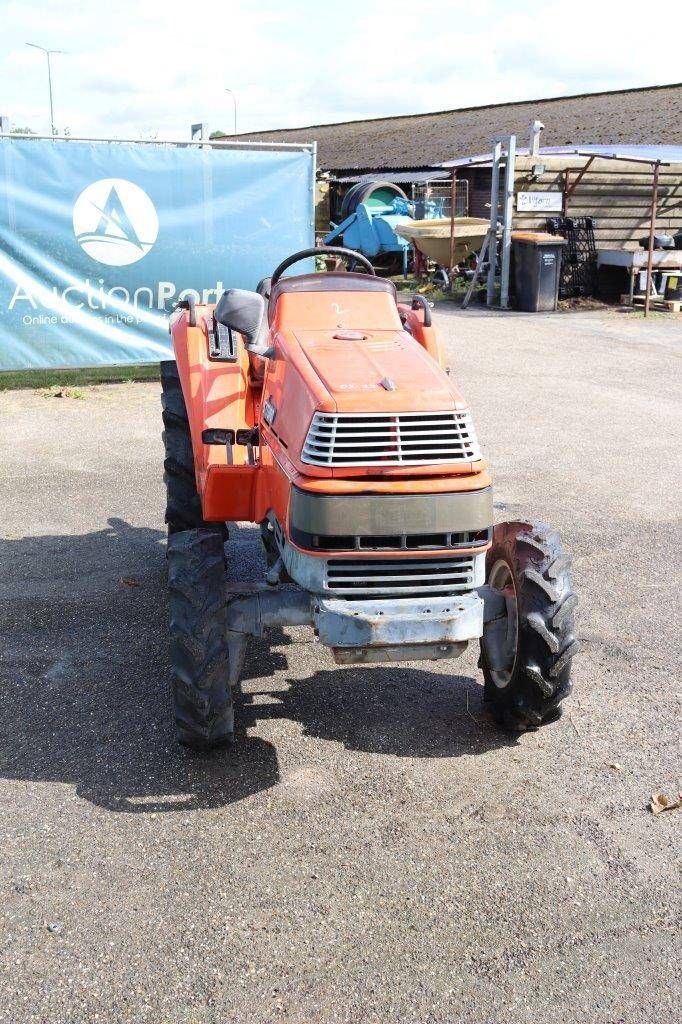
486,558,518,688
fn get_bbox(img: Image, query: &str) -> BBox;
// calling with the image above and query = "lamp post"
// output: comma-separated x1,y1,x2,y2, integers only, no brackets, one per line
26,42,65,136
225,88,237,136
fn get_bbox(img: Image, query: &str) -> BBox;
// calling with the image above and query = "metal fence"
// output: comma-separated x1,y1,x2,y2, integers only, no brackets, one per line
410,180,469,219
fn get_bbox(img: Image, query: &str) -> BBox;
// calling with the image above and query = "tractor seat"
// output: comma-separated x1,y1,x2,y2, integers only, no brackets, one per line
268,272,396,325
247,278,273,387
214,287,269,387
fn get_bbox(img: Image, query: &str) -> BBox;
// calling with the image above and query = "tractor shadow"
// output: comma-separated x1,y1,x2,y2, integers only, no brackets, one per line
239,667,519,760
0,517,283,813
0,517,517,814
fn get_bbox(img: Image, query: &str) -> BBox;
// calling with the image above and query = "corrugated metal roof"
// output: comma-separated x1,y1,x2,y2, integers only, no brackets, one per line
219,83,682,171
330,169,451,183
570,144,682,162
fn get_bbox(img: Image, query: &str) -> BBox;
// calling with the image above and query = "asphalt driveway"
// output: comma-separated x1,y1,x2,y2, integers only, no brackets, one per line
0,306,680,1023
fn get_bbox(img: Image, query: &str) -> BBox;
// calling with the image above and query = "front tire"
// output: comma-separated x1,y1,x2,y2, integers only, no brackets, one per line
480,521,578,731
167,528,233,750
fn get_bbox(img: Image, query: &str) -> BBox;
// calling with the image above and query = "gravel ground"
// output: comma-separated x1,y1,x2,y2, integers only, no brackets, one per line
0,307,680,1023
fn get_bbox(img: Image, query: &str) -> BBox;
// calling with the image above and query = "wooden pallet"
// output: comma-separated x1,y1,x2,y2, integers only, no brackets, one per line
620,294,681,313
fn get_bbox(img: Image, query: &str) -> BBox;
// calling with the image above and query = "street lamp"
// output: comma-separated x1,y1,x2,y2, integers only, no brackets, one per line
26,42,66,136
225,88,237,136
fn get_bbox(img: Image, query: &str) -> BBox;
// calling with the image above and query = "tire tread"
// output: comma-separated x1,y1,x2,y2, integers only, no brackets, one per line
481,521,578,731
167,528,233,749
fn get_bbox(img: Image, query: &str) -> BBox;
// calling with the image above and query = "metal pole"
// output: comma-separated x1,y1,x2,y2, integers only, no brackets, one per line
225,89,237,135
486,141,502,306
644,161,660,318
499,134,516,310
26,43,64,136
311,140,317,241
449,169,457,271
46,51,55,135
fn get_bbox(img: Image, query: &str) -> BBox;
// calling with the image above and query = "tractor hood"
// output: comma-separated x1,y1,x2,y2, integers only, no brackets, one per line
294,329,459,411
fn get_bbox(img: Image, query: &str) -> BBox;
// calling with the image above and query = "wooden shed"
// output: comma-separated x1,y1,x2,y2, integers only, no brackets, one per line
439,151,681,248
510,153,681,249
444,147,682,307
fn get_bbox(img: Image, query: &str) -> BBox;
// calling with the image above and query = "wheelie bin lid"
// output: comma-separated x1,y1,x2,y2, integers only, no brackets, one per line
512,231,566,246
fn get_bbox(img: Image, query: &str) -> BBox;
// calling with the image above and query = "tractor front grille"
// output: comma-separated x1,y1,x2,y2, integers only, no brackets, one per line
301,410,481,468
325,554,476,599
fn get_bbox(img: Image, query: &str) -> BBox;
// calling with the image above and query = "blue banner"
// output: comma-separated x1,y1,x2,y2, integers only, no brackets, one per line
0,138,314,370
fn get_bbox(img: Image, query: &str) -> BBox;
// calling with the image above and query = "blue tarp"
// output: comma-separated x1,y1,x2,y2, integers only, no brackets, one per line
0,138,314,370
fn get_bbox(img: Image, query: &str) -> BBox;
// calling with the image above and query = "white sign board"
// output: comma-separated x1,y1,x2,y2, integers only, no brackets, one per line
517,190,563,212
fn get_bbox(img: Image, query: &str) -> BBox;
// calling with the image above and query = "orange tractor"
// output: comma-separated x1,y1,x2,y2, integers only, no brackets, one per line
162,247,577,749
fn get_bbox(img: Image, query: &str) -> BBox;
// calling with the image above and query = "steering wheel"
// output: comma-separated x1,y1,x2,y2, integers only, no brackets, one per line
270,246,375,288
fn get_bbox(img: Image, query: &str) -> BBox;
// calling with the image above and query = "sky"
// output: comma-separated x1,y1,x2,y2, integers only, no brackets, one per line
0,0,678,139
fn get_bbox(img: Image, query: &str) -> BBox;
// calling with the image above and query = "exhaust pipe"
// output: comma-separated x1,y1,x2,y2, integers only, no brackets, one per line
529,119,544,158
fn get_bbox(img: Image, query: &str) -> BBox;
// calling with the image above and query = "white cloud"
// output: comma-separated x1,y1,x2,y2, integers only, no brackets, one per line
0,0,677,138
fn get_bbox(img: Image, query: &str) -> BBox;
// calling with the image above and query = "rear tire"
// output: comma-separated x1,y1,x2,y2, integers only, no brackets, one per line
480,521,578,731
340,180,408,219
167,528,233,750
161,359,226,537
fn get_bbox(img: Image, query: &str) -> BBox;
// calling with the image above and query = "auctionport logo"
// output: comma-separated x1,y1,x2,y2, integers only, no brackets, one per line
72,178,159,266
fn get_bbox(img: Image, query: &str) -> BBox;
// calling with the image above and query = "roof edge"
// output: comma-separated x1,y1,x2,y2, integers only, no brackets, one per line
217,81,682,139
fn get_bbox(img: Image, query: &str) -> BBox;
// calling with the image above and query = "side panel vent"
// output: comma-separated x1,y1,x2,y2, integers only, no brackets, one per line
208,318,239,362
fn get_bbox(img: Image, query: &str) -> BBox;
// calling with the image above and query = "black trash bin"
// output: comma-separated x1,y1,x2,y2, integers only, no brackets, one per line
512,232,566,312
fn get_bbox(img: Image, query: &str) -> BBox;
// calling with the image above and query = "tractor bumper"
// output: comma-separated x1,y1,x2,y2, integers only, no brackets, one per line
313,592,484,665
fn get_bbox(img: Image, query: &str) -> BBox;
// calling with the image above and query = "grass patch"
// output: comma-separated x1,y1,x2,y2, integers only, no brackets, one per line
36,385,86,400
391,273,469,305
0,363,161,392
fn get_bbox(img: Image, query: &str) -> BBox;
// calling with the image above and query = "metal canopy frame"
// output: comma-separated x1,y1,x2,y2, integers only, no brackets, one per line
562,152,672,316
463,146,674,316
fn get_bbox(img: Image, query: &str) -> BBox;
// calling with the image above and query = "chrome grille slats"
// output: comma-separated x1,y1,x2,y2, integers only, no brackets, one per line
325,554,475,598
301,410,481,467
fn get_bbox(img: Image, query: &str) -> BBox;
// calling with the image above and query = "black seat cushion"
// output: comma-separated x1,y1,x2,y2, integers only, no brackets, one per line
214,288,265,343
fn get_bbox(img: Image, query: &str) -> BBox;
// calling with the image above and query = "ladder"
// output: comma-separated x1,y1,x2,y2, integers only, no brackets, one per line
461,226,497,309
